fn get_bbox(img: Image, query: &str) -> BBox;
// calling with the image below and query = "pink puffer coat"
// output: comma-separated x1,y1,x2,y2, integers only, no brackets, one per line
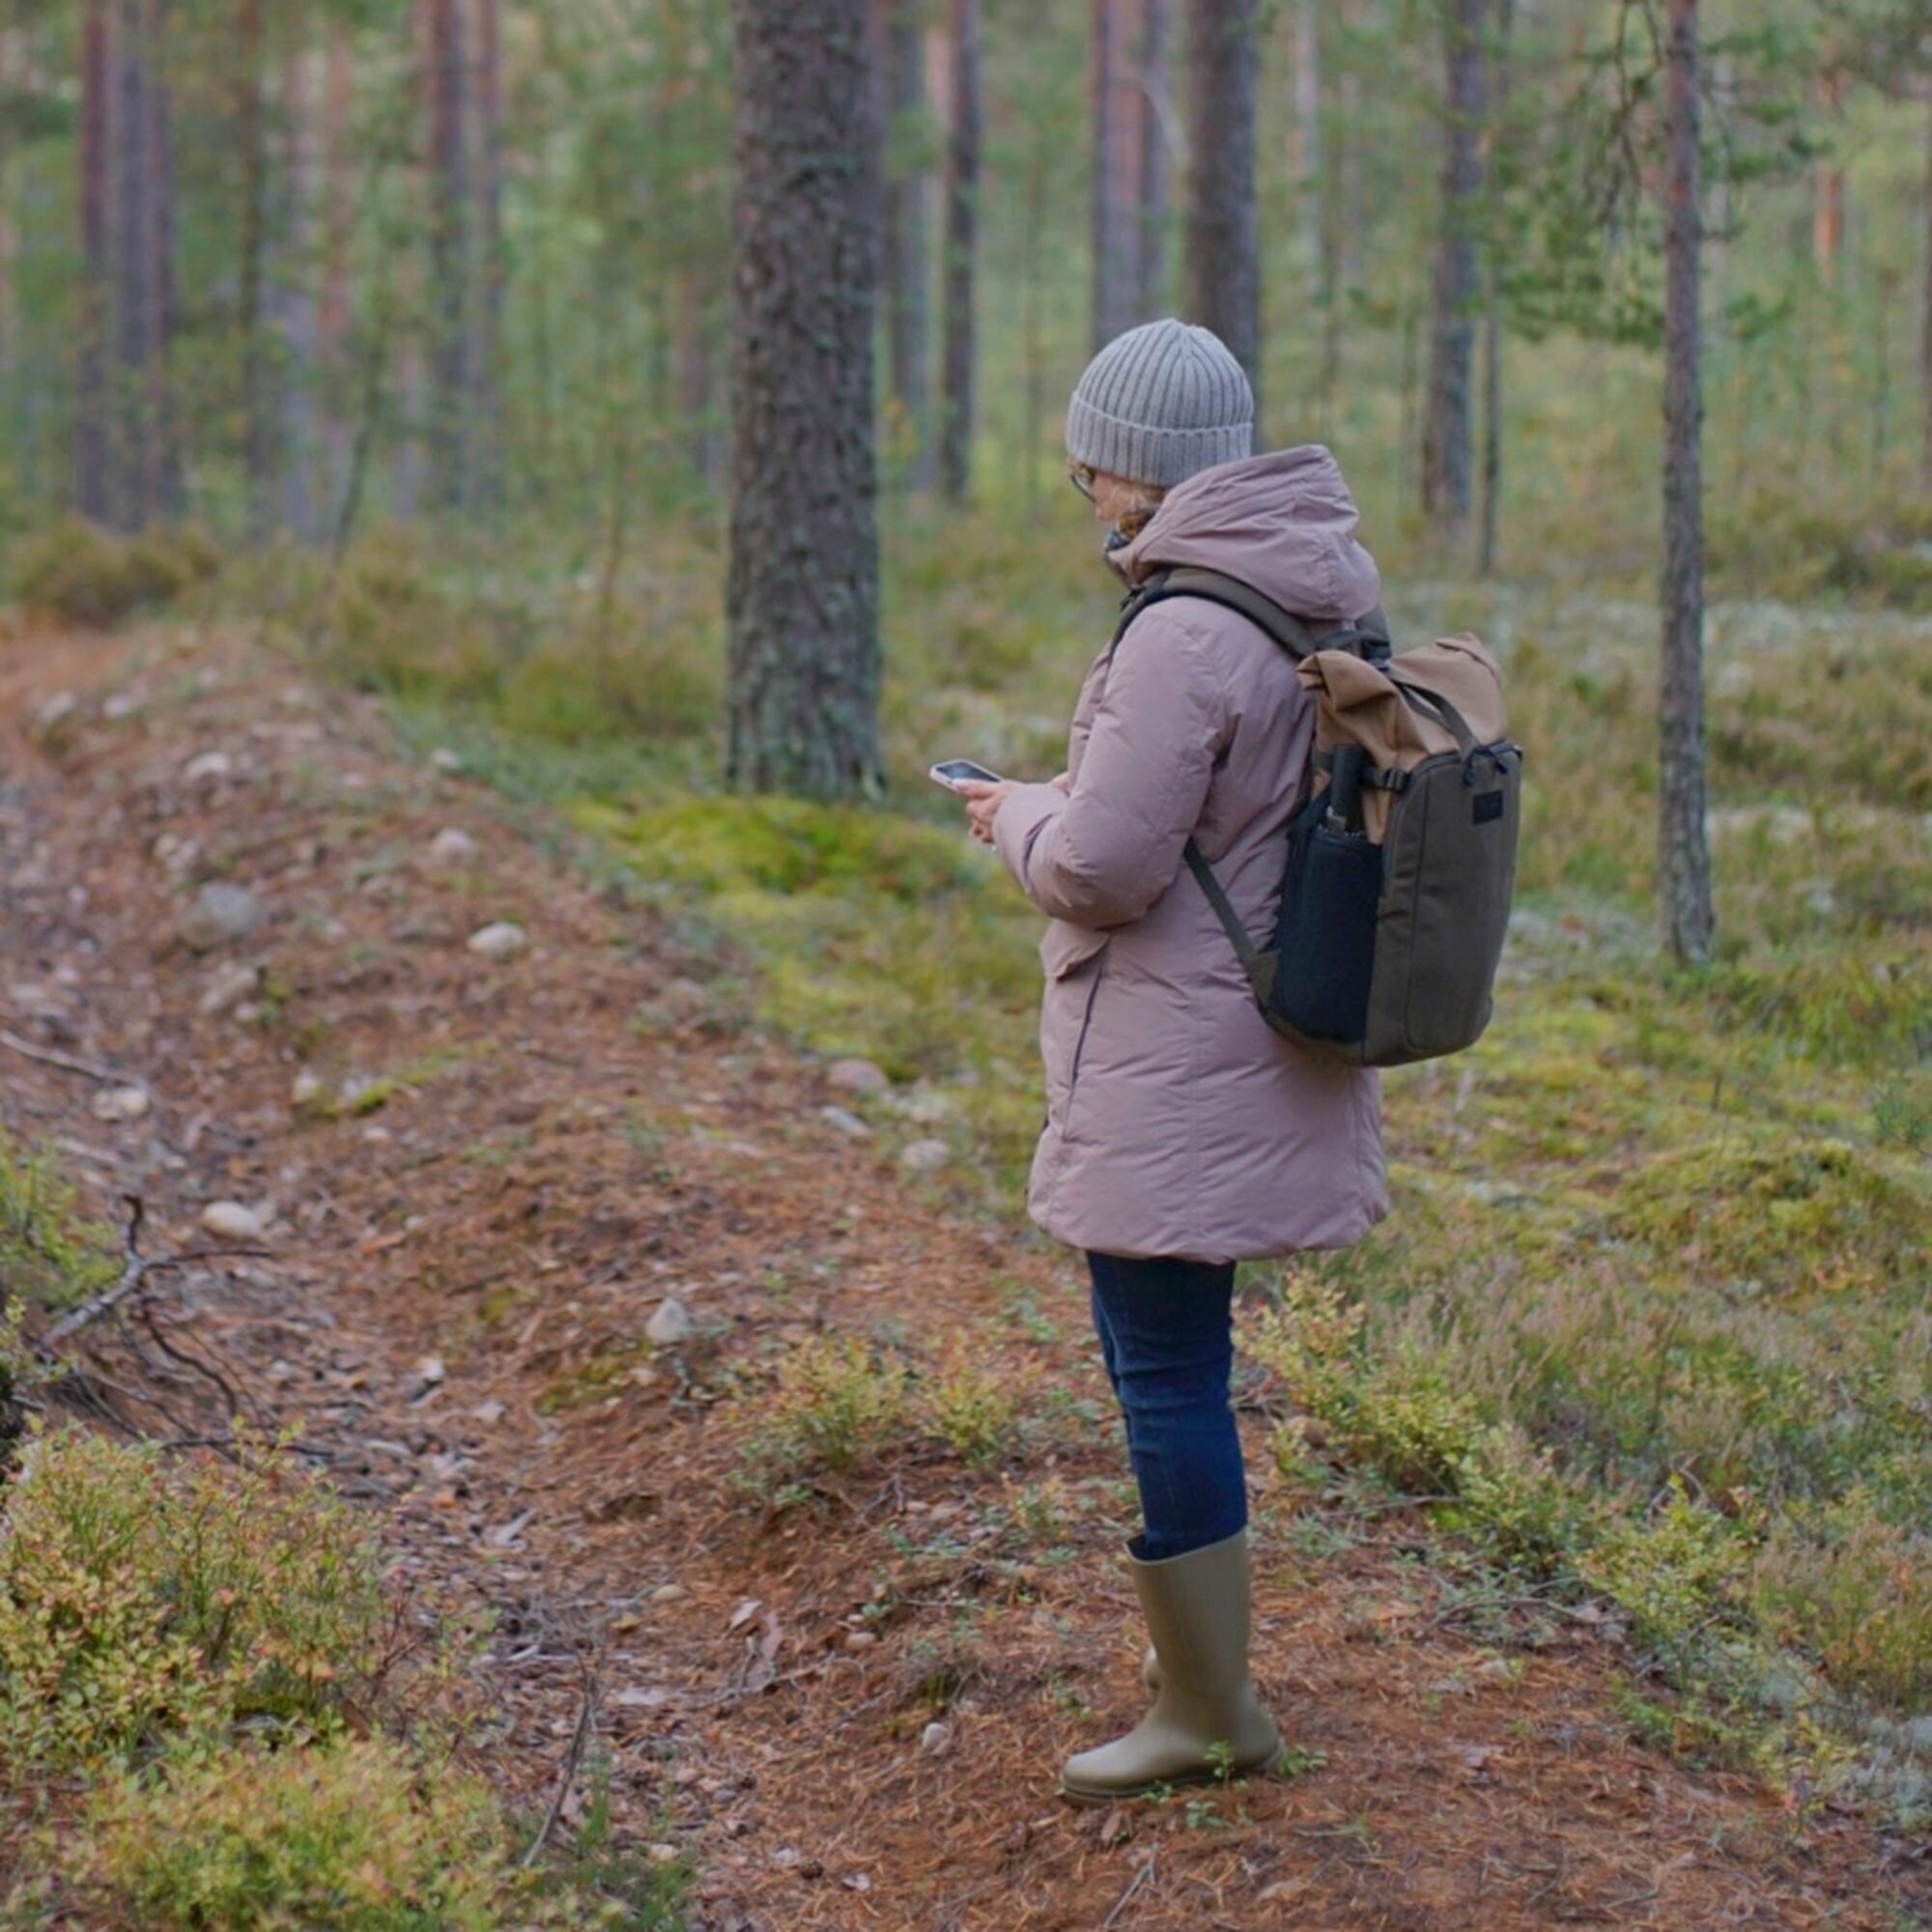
991,446,1389,1264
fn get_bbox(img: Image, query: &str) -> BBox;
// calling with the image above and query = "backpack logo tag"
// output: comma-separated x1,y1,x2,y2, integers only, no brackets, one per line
1472,790,1504,825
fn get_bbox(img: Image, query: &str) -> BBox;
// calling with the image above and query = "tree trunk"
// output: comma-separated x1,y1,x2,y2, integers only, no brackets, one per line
879,0,931,487
1922,91,1932,490
276,49,324,541
474,0,505,511
1092,0,1143,350
1421,0,1485,530
145,0,184,521
1812,70,1845,286
726,0,882,800
0,28,13,400
76,0,114,524
1478,0,1514,578
425,0,470,513
1183,0,1261,410
238,0,270,541
674,270,721,487
1292,0,1320,269
112,0,151,529
1660,0,1714,968
1135,0,1169,319
321,22,353,520
938,0,980,502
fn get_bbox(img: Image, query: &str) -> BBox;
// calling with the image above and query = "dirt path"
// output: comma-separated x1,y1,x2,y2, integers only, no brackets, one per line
2,625,1918,1932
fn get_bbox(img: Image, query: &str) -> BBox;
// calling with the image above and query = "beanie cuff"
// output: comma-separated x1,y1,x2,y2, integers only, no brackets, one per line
1065,390,1254,490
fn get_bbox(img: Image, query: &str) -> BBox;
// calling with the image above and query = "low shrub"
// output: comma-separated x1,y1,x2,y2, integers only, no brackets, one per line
920,1336,1027,1468
1576,1481,1756,1668
1753,1490,1932,1715
0,1429,395,1775
0,1131,120,1310
740,1335,914,1481
9,519,218,627
68,1735,511,1932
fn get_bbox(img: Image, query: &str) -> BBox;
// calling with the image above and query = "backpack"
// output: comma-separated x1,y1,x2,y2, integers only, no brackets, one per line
1110,565,1523,1068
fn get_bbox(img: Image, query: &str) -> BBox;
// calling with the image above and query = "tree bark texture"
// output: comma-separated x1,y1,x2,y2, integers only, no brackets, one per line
1660,0,1714,967
474,0,505,510
426,0,470,512
879,0,932,486
76,0,113,523
112,0,151,528
1478,0,1514,578
238,0,270,540
321,23,353,517
1135,0,1169,320
144,0,184,520
1922,92,1932,488
726,0,882,800
1812,70,1845,285
938,0,980,502
1182,0,1261,410
275,49,324,540
1421,0,1485,527
1092,0,1138,350
1292,0,1320,267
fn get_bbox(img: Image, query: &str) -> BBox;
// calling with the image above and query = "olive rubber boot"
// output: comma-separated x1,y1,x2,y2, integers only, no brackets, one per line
1060,1529,1280,1804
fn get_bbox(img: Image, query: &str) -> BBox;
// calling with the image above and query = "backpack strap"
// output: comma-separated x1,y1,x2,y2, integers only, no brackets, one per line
1112,566,1389,666
1181,838,1277,1006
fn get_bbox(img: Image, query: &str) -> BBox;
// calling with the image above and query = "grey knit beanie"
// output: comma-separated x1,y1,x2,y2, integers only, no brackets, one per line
1065,319,1255,489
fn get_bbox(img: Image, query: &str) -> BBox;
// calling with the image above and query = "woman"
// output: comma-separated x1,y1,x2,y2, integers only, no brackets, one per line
958,318,1388,1804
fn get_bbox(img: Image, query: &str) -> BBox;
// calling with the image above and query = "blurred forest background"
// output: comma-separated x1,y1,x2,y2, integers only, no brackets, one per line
2,2,1931,1927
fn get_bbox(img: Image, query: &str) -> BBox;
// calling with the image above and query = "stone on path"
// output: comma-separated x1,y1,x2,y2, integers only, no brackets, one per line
900,1138,951,1173
199,959,262,1016
200,1201,266,1242
428,827,477,866
467,921,526,960
91,1086,151,1122
646,1297,695,1347
819,1105,871,1140
826,1057,889,1097
182,882,264,952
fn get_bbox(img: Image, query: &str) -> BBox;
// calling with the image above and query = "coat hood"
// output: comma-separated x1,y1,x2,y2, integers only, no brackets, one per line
1109,445,1382,623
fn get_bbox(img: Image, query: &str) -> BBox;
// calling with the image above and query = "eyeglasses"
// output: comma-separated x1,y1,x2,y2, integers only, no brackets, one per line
1066,460,1095,503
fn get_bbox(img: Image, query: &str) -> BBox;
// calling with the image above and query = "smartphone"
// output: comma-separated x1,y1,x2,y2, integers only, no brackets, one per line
928,758,1006,792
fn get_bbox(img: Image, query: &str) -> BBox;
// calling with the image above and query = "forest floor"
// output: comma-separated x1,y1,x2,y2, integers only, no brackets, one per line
2,619,1924,1932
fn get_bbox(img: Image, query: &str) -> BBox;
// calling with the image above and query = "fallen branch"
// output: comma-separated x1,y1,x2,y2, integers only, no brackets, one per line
0,1028,131,1088
1101,1849,1157,1929
43,1196,269,1348
521,1648,602,1869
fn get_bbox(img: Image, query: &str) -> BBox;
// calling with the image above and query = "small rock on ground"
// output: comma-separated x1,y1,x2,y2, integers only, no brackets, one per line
899,1138,951,1173
91,1085,151,1122
467,921,526,960
198,958,262,1016
820,1105,872,1140
826,1057,889,1097
428,827,477,865
200,1201,266,1242
646,1297,695,1347
181,882,265,952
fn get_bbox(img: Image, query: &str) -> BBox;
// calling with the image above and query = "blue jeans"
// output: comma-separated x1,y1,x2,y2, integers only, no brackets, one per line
1086,1251,1247,1562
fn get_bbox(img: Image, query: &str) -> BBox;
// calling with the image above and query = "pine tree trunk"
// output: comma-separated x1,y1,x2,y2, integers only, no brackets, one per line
1134,0,1169,318
321,23,353,520
938,0,980,503
1092,0,1143,350
0,29,12,401
879,0,931,487
1477,0,1514,579
238,0,270,541
1660,0,1714,968
1812,70,1845,286
426,0,470,513
145,0,184,521
1183,0,1261,410
276,49,324,541
112,0,151,530
76,0,114,524
1421,0,1485,530
474,0,505,511
1920,91,1932,491
1292,0,1320,270
726,0,882,800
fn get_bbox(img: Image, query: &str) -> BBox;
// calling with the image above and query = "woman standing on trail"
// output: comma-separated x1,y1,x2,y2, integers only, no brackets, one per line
957,318,1388,1804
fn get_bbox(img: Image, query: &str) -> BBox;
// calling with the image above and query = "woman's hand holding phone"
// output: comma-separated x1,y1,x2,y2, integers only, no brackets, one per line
957,779,1012,845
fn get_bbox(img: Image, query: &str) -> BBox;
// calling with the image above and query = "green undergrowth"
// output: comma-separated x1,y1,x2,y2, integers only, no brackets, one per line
268,509,1928,1810
0,1424,687,1930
